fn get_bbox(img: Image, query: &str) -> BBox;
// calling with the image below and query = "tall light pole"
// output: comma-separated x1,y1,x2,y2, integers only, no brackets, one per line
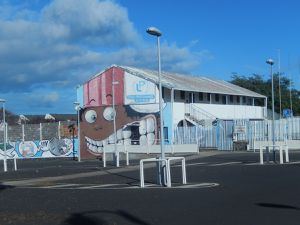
74,102,81,162
266,59,275,162
278,49,282,118
147,26,166,185
112,67,119,167
0,99,7,172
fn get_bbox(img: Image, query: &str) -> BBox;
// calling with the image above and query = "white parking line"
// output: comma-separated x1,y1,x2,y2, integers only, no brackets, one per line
209,162,242,167
285,161,300,165
173,162,208,167
40,183,81,189
176,183,219,189
78,184,125,189
18,182,221,190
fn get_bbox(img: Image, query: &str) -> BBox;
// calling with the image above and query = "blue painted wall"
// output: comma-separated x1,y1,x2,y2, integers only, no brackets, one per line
76,85,84,107
163,103,172,144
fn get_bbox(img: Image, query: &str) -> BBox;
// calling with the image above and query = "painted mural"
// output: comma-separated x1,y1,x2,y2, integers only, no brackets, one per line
0,138,77,159
79,66,169,159
80,105,159,157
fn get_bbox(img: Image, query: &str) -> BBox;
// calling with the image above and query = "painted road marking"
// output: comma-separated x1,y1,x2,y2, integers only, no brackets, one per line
286,161,300,164
176,183,219,189
172,162,208,167
208,162,242,166
40,183,81,189
17,182,220,190
78,184,127,189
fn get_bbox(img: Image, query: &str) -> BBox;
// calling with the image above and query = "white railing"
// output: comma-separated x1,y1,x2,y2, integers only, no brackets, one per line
185,103,216,121
139,156,187,188
259,144,289,164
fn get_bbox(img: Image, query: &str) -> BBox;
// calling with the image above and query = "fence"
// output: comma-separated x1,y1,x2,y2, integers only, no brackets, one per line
174,117,300,151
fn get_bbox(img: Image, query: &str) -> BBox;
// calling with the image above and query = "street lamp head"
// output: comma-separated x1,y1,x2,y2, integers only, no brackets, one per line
73,102,81,111
266,58,274,66
0,99,6,103
146,27,162,37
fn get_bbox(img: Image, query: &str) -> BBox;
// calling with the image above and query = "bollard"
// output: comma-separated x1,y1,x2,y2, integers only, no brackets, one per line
285,145,289,163
279,146,283,164
140,161,144,188
260,146,264,164
103,149,106,168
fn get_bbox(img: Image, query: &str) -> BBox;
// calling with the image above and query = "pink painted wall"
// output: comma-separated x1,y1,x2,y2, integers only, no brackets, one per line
83,67,124,107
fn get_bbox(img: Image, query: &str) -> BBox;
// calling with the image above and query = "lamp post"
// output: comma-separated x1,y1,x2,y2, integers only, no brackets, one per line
74,102,81,162
112,67,119,167
0,99,7,172
266,59,275,162
147,26,166,185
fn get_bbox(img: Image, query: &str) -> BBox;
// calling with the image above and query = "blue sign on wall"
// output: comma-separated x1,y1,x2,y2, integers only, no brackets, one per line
283,109,293,118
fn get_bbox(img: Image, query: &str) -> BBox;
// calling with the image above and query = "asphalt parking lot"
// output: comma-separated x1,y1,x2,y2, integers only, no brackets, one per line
1,151,300,225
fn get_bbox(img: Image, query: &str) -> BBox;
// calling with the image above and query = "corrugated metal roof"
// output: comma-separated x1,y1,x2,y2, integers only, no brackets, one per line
116,65,266,98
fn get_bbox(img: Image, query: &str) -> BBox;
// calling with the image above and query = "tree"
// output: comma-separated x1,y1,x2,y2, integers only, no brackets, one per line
230,73,300,116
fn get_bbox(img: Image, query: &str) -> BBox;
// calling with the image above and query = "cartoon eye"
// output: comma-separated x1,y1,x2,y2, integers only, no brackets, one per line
85,110,97,123
103,107,116,121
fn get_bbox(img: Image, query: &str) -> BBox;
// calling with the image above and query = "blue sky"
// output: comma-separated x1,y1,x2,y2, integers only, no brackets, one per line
0,0,300,115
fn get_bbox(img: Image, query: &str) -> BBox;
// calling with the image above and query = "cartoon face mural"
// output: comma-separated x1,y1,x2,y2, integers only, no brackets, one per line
80,66,164,159
80,105,158,157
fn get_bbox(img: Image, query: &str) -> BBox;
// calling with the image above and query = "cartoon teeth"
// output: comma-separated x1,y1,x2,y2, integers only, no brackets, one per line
139,120,147,135
122,127,132,145
85,136,103,155
139,117,156,146
84,115,157,155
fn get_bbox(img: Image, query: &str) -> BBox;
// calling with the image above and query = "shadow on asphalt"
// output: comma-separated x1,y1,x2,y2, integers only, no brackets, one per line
0,183,15,191
256,203,300,210
61,210,151,225
105,170,156,186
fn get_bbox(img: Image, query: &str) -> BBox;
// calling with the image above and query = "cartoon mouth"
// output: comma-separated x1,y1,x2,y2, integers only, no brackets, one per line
84,115,157,156
85,136,104,154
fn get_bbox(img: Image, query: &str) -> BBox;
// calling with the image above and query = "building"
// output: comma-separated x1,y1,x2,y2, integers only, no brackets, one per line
76,65,267,159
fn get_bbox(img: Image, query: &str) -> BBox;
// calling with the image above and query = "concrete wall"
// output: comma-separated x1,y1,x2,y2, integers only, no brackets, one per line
0,121,76,142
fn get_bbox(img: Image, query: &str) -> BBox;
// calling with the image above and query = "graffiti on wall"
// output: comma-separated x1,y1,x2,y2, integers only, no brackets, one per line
0,138,77,159
81,105,159,157
80,66,166,159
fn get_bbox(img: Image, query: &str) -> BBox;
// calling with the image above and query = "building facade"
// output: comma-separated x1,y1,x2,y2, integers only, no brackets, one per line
76,65,267,159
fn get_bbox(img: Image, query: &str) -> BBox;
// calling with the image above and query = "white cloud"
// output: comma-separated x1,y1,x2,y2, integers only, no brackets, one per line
0,0,213,114
41,0,140,46
44,92,60,102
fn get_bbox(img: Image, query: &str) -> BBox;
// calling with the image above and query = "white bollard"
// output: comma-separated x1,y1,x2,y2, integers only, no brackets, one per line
116,151,119,167
126,151,129,166
182,158,187,184
103,148,106,168
14,158,17,171
260,146,264,165
279,146,283,164
285,145,289,163
140,161,144,188
166,160,171,187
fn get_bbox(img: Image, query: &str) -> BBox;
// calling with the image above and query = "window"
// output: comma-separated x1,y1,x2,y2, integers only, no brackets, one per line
162,87,164,98
215,94,220,102
222,95,226,104
207,93,211,102
180,91,185,99
163,127,169,143
248,98,252,105
229,95,233,103
199,92,203,101
243,96,246,103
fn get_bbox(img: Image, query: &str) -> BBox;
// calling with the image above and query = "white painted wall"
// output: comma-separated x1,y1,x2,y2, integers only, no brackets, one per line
172,102,265,124
195,103,265,119
173,102,186,125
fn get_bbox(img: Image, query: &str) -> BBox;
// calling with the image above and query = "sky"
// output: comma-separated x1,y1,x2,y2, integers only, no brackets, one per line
0,0,300,115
